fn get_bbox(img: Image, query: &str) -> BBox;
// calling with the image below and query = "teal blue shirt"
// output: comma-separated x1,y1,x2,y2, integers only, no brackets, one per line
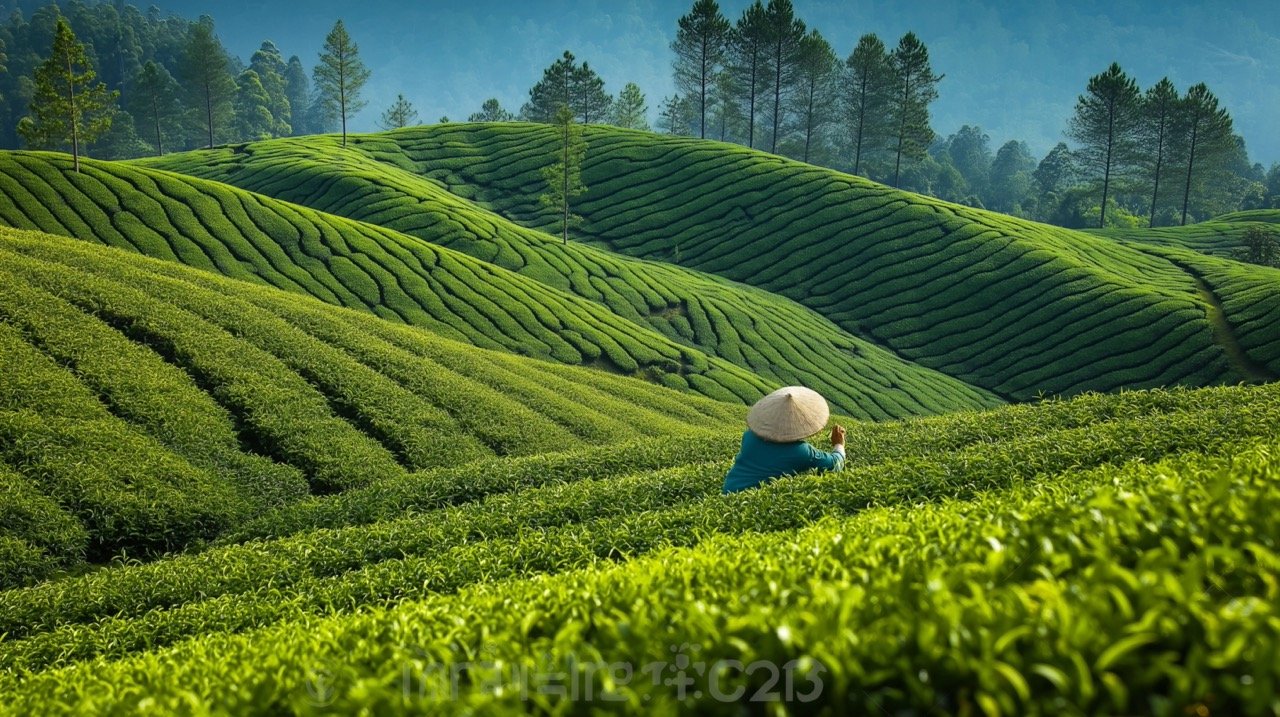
722,429,845,493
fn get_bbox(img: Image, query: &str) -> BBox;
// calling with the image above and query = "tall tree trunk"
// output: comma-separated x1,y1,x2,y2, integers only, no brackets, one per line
853,74,867,176
1181,115,1200,226
893,74,909,188
747,50,757,149
803,81,814,163
699,34,708,139
66,52,79,172
771,39,782,153
204,78,213,148
1148,107,1167,227
1157,120,1167,226
339,52,347,147
152,95,163,155
562,122,569,244
1100,101,1115,229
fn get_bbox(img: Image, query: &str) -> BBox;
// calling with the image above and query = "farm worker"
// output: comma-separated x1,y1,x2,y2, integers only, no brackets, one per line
722,386,845,493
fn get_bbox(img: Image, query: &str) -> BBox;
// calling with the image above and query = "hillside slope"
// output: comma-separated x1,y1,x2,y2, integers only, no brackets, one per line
0,227,744,584
1091,209,1280,259
2,376,1279,713
0,151,998,419
139,124,1280,400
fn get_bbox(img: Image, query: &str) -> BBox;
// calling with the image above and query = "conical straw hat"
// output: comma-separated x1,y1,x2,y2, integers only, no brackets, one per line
746,386,830,442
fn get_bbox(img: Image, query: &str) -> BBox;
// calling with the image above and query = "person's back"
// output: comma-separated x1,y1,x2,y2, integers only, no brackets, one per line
722,386,845,494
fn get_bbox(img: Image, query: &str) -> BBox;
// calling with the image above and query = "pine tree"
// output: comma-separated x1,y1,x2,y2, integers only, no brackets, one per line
710,70,742,142
181,16,235,148
378,93,417,130
1066,63,1142,227
522,52,611,124
1175,83,1236,225
521,51,577,122
887,32,941,188
790,29,838,163
671,0,730,138
571,61,611,124
1141,78,1179,227
468,98,514,122
610,82,650,130
540,105,587,245
843,33,894,177
728,1,769,148
128,60,180,155
659,94,694,135
18,17,117,172
762,0,805,154
313,19,370,147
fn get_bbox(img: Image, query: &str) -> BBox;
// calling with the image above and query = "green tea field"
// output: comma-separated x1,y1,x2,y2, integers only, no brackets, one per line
139,125,1280,399
1,123,1279,715
0,151,997,419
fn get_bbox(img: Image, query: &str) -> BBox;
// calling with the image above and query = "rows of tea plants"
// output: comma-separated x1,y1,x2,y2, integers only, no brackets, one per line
1137,244,1280,374
214,123,1279,400
225,380,1246,544
135,139,1001,418
2,406,1277,713
0,227,746,579
0,313,249,575
0,151,998,419
0,153,789,408
1094,215,1280,258
1,379,1276,687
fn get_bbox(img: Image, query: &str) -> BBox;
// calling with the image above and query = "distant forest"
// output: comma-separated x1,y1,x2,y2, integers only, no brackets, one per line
1,0,1278,229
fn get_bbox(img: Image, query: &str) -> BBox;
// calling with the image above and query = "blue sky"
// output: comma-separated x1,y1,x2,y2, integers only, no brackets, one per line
160,0,1280,165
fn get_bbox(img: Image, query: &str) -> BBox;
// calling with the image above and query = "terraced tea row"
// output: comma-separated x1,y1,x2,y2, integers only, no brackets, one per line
0,152,781,408
136,138,1002,416
2,424,1275,714
0,228,744,582
0,150,998,419
225,381,1236,545
1094,210,1280,258
156,123,1277,399
2,380,1276,680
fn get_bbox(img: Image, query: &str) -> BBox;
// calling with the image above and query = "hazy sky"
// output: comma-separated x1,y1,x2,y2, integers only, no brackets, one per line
157,0,1280,165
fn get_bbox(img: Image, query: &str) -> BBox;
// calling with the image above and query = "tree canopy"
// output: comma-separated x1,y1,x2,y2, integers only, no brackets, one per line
313,19,371,146
19,17,118,171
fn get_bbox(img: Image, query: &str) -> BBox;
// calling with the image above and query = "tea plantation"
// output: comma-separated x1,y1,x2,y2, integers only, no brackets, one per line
1092,209,1280,258
0,227,745,581
142,125,1280,400
0,344,1278,712
0,151,997,420
1,126,1279,714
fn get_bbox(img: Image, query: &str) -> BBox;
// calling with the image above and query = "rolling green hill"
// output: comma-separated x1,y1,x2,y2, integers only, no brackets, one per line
1091,209,1280,259
1,374,1278,713
2,128,1279,714
139,124,1280,400
0,226,748,585
1216,209,1280,224
0,151,998,419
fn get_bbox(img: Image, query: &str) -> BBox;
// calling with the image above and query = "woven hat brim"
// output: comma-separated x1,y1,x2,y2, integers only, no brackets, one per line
746,386,830,442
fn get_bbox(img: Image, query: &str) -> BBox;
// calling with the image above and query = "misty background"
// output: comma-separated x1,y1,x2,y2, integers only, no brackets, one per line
129,0,1280,165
